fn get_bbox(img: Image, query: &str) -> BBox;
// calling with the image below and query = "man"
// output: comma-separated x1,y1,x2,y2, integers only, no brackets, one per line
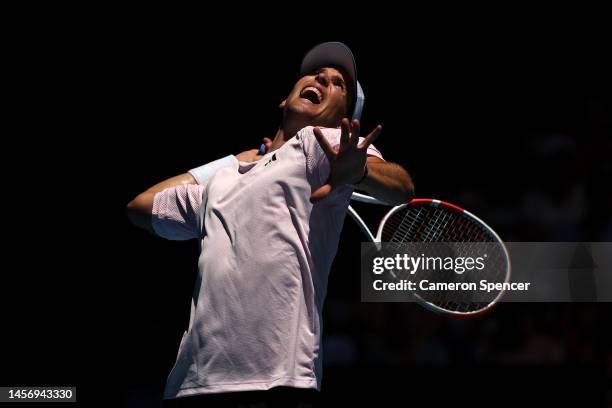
127,42,414,407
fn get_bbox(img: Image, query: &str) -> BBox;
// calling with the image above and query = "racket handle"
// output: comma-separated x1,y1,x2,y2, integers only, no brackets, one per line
258,144,267,155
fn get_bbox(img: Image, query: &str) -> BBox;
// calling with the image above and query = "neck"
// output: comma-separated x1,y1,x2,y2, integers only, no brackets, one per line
268,128,286,153
268,115,304,152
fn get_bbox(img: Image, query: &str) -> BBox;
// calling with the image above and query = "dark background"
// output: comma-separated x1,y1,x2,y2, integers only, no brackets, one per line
2,9,611,407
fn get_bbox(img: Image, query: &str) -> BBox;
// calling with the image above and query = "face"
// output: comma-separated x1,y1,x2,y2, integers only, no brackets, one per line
283,66,354,128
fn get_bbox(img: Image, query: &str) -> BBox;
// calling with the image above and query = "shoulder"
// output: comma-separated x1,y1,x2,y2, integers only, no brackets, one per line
298,126,342,155
298,126,340,140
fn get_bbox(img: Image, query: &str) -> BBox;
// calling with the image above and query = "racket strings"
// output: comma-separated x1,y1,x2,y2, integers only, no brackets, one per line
384,207,495,242
380,206,508,313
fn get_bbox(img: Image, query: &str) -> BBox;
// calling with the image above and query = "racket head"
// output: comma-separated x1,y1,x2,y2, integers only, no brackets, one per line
375,198,511,317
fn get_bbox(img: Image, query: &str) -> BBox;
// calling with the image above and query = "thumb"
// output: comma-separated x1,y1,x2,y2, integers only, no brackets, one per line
310,183,333,203
263,137,272,151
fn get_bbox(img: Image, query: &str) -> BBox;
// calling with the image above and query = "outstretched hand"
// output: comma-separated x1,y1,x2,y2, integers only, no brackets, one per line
311,118,382,203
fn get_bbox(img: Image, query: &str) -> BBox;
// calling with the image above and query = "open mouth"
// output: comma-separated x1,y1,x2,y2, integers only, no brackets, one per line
300,86,323,104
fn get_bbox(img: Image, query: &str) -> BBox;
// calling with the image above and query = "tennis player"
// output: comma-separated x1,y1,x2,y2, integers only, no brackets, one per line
127,42,414,407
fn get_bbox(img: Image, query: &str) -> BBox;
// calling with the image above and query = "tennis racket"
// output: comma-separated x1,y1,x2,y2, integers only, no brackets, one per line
349,192,511,317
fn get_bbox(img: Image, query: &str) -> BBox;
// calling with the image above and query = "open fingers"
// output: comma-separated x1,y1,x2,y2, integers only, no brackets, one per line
310,183,333,203
358,124,382,149
350,119,361,146
313,127,336,160
340,118,351,148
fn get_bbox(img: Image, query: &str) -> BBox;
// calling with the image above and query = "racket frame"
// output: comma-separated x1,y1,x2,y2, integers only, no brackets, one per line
349,192,511,317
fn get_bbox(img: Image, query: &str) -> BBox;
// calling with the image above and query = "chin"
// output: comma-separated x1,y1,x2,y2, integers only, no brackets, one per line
286,101,319,119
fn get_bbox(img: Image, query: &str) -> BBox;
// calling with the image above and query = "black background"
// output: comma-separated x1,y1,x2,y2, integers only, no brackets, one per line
2,8,611,407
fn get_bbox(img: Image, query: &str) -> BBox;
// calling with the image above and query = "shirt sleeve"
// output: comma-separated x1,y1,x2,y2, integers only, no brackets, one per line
151,184,206,240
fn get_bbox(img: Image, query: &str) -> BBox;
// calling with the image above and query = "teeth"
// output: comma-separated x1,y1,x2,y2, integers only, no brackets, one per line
302,86,322,102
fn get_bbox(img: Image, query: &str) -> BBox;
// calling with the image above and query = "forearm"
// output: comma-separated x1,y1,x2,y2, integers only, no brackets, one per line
126,173,196,232
357,160,414,205
143,173,197,195
127,152,243,233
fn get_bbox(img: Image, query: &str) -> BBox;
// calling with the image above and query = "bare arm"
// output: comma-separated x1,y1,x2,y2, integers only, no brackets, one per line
126,141,271,234
126,173,197,234
312,119,415,206
357,157,414,205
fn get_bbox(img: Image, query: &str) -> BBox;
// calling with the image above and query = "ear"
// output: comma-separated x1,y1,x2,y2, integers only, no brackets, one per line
279,99,287,109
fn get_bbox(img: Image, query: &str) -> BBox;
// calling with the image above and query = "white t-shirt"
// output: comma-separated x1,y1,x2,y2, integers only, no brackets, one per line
152,126,383,399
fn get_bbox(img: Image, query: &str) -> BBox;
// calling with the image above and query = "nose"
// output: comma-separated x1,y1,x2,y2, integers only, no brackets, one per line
315,70,330,87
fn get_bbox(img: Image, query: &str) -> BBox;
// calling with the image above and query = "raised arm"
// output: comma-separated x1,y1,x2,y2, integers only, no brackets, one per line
312,118,414,205
126,142,271,234
357,157,414,205
126,173,197,234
